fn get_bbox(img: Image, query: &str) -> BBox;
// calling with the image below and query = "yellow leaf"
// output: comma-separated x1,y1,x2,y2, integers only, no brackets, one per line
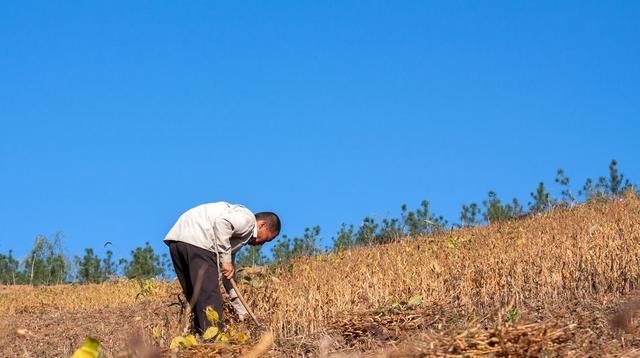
152,325,162,342
226,325,238,336
205,306,219,323
169,336,185,349
235,331,250,344
184,334,198,347
202,327,219,340
71,337,100,358
217,333,230,342
408,295,423,306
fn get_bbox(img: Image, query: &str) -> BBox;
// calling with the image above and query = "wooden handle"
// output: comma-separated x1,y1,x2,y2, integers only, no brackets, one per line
230,278,262,327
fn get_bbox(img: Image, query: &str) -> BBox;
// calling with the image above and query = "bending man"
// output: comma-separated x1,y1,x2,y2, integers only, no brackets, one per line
164,202,280,334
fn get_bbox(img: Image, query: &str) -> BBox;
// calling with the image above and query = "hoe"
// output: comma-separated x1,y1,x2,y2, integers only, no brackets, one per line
229,278,273,357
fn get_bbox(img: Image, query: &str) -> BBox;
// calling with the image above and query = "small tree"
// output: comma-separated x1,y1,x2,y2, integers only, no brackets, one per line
122,242,165,279
580,178,600,200
25,233,69,285
0,250,20,285
355,217,379,245
333,223,355,252
608,159,630,195
555,169,575,204
291,226,321,257
271,235,293,264
102,250,117,278
236,245,267,267
483,191,507,222
460,202,480,227
483,191,522,222
269,226,322,268
74,248,104,283
378,217,402,243
529,182,553,214
511,198,524,217
402,200,447,237
580,160,632,200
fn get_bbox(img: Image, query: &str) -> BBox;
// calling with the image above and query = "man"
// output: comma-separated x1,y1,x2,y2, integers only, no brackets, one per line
164,202,280,334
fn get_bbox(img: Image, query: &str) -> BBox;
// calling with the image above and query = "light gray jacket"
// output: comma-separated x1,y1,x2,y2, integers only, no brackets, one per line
164,202,257,263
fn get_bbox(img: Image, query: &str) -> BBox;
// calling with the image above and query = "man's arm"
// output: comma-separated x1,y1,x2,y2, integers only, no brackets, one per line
212,212,253,279
222,252,237,292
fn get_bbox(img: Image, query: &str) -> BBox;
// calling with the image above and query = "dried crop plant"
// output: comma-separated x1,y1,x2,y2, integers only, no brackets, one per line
243,192,640,340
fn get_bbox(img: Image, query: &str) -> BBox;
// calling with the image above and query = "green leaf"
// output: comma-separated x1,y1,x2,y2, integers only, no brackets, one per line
243,276,262,288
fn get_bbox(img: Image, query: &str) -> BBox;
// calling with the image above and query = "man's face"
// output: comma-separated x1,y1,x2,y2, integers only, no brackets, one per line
248,220,278,246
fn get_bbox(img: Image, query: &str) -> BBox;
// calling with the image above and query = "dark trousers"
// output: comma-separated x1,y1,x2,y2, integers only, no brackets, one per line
167,241,223,334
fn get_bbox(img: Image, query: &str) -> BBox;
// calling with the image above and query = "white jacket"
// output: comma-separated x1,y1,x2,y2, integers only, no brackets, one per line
164,202,257,263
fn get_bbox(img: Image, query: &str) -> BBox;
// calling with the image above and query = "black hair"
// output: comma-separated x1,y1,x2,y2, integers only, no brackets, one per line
255,212,281,234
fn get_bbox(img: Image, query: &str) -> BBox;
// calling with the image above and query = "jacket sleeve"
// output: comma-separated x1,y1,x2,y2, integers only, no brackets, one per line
212,212,253,263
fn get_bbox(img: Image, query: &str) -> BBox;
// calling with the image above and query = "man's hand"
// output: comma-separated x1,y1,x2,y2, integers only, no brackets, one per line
221,262,234,280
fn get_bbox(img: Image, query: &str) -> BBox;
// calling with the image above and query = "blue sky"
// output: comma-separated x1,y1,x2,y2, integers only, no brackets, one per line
1,1,638,263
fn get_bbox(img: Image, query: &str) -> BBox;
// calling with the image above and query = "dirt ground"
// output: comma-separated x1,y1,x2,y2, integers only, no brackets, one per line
3,282,640,357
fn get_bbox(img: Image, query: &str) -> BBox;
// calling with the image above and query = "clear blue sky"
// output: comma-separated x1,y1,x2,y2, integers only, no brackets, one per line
1,1,638,263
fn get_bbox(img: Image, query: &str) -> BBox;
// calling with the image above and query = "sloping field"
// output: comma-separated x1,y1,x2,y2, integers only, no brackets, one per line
2,194,640,357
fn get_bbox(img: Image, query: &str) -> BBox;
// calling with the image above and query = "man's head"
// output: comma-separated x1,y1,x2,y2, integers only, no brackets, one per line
249,212,281,245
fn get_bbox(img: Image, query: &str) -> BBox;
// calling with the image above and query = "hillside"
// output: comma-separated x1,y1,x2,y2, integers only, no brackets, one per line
2,194,640,356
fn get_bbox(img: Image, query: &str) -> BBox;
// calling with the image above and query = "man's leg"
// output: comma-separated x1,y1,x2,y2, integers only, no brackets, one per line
168,241,193,302
185,244,224,335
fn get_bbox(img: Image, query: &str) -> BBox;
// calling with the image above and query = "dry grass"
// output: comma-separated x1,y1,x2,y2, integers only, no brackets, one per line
0,279,175,315
249,193,640,338
2,193,640,356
